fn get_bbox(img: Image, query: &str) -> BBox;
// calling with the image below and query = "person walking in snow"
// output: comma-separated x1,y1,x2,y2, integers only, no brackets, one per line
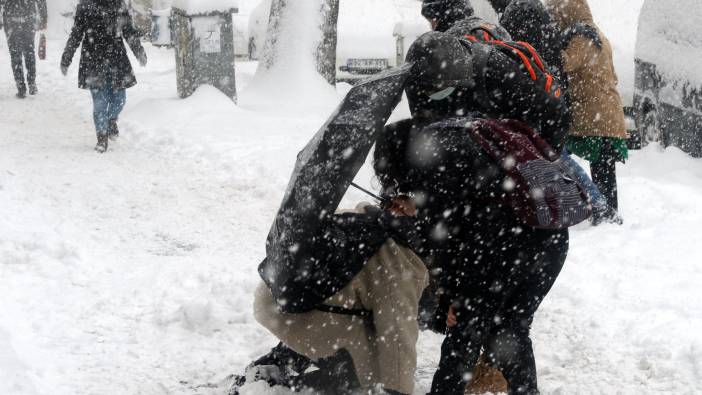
545,0,628,224
0,0,47,98
60,0,147,153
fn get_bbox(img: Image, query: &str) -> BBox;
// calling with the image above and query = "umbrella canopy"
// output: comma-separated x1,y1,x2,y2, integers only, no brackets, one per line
259,63,414,313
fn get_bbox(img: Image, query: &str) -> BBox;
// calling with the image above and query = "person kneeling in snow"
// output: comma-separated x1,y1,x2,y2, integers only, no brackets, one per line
234,198,428,395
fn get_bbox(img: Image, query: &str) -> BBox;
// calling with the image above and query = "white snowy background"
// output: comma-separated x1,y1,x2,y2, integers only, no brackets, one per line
1,0,701,394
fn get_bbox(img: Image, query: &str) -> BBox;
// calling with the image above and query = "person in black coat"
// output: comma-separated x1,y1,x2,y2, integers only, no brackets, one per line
0,0,47,98
374,1,571,394
60,0,147,153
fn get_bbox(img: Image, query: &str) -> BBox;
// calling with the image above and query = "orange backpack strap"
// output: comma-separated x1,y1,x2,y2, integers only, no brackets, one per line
461,35,562,98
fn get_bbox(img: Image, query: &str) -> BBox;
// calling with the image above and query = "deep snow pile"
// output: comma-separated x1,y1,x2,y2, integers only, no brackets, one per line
1,1,701,394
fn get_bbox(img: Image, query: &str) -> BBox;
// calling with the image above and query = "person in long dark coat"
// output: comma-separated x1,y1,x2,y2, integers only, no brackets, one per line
60,0,147,153
0,0,47,98
374,1,571,394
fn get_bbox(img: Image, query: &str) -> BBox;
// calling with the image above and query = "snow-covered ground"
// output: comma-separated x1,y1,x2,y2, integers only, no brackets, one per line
2,1,701,394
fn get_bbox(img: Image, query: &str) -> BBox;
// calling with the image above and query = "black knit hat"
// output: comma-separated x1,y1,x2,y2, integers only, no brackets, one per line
421,0,474,31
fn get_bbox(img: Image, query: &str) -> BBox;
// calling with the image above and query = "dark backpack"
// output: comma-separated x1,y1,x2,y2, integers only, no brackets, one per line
440,117,592,229
461,30,563,102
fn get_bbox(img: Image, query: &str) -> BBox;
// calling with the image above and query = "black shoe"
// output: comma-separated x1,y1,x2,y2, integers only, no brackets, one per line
95,134,108,153
108,119,119,140
252,342,313,374
229,343,313,394
28,83,37,95
592,205,623,226
16,90,26,99
289,349,360,394
228,364,287,395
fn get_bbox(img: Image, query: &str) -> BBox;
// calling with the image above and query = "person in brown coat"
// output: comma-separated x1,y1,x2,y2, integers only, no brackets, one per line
545,0,628,224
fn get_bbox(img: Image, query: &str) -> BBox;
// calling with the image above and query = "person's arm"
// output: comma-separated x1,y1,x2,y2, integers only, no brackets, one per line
484,49,571,150
36,0,47,30
120,4,147,66
562,35,593,75
61,3,86,72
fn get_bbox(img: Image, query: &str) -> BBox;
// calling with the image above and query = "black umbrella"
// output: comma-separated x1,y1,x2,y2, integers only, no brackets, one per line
259,64,414,313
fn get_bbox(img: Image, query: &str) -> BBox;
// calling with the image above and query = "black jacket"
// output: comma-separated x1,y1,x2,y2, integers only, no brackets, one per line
0,0,47,29
61,0,145,90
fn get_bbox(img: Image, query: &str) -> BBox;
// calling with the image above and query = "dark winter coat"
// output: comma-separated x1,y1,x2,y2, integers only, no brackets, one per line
61,0,145,90
378,26,571,312
0,0,46,29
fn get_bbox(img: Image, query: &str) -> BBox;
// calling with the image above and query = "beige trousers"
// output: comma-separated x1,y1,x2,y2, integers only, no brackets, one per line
254,238,428,394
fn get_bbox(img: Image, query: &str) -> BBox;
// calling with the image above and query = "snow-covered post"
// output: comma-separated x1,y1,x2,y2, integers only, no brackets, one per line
171,0,239,100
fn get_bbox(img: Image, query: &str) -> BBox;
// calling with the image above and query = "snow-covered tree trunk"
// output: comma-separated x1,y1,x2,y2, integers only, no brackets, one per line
315,0,340,85
259,0,287,71
258,0,339,85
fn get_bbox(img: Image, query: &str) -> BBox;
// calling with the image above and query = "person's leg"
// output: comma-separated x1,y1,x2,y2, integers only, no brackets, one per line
6,28,27,95
253,237,427,395
90,87,112,152
590,141,619,211
107,88,126,137
90,88,111,134
356,239,428,395
484,229,568,394
561,149,607,209
107,88,127,120
21,26,37,92
253,282,374,389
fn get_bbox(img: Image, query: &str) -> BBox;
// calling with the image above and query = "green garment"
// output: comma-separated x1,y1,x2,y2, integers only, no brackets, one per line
566,136,629,163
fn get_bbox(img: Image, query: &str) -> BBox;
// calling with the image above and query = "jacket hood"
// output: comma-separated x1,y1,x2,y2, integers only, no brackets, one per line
422,0,474,32
545,0,594,30
487,0,511,14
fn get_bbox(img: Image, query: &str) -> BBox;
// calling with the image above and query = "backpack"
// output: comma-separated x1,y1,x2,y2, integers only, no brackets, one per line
461,30,563,102
440,118,592,229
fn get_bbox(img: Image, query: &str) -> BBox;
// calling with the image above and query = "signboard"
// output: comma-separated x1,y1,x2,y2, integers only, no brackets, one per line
200,29,221,53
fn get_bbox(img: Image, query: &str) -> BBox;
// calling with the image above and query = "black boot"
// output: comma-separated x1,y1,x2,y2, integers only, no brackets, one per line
591,205,623,226
16,81,27,98
289,349,360,394
95,134,108,153
108,119,119,140
28,83,38,95
229,343,313,395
